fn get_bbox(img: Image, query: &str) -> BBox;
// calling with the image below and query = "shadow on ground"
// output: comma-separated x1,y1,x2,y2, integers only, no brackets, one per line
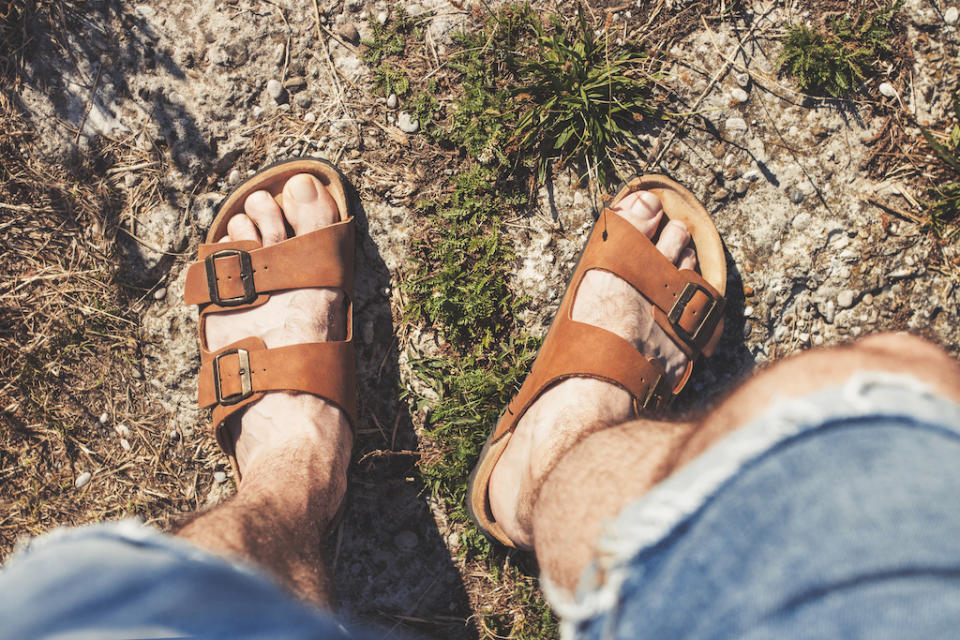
334,184,475,640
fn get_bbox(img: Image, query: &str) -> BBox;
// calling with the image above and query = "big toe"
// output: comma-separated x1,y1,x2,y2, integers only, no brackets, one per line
612,190,663,238
281,174,340,235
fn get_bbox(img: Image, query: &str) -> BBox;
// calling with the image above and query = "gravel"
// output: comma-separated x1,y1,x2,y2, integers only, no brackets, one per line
386,93,398,109
945,6,959,24
878,82,897,98
98,412,109,425
75,472,92,489
397,111,419,133
837,290,857,309
724,117,748,132
214,471,227,484
153,287,167,300
735,72,750,88
266,79,286,103
731,88,749,103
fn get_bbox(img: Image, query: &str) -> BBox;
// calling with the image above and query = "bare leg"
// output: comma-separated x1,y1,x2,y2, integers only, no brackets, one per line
177,174,351,608
532,333,960,591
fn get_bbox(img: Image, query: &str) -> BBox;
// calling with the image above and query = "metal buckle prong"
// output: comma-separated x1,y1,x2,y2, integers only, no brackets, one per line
213,348,252,406
205,249,256,307
667,282,722,346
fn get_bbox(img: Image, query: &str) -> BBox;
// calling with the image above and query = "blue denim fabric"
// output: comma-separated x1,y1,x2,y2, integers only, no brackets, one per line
0,520,358,639
551,372,960,639
3,373,960,639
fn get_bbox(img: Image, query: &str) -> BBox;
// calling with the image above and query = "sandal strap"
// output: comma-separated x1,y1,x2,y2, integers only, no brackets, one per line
198,336,358,429
497,320,671,440
583,211,725,355
183,219,355,309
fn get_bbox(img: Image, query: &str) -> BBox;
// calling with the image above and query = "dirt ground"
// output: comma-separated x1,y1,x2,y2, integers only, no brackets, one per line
2,0,959,638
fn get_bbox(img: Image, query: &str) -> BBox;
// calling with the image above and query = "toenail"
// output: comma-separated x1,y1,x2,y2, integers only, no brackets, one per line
290,176,318,203
636,191,661,214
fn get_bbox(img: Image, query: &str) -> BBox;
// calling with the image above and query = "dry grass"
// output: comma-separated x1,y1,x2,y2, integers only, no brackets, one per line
0,2,212,558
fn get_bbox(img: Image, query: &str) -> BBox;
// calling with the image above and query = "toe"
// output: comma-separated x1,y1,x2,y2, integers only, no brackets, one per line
612,190,663,238
244,190,287,246
282,174,340,235
226,213,261,244
677,246,698,271
656,220,691,264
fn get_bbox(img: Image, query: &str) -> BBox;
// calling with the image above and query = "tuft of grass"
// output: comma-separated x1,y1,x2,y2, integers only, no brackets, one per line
402,166,525,351
362,4,426,97
510,6,658,188
778,2,902,98
921,93,960,237
372,62,409,97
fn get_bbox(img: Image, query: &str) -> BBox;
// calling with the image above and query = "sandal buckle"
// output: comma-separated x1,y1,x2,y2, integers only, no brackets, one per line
641,372,671,411
205,249,256,306
213,348,252,406
668,282,723,347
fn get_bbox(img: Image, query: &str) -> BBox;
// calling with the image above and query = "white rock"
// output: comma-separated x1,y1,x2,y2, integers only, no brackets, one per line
824,300,837,324
837,290,856,308
744,305,754,317
945,6,959,24
397,111,419,133
120,438,132,452
725,117,748,132
377,11,389,25
735,72,750,88
743,169,761,182
153,287,166,300
168,430,179,441
266,79,285,102
228,169,240,184
75,472,92,489
214,471,227,484
115,424,131,438
99,412,109,425
386,93,398,109
731,88,749,103
878,82,897,98
304,112,316,123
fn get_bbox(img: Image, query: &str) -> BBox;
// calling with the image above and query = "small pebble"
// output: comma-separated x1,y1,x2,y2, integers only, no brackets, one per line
153,287,166,300
945,6,959,24
339,24,360,44
774,325,788,342
731,88,749,103
735,72,750,88
743,169,761,182
115,424,131,438
228,169,240,184
124,173,139,188
863,293,874,304
798,332,810,343
120,438,132,452
792,212,812,230
386,93,398,109
99,412,109,425
743,285,755,296
744,305,754,317
266,79,286,103
168,430,179,441
725,117,748,132
837,290,856,309
735,182,749,197
397,111,419,133
824,300,837,324
712,188,730,201
377,10,388,25
304,112,316,123
788,188,806,205
75,472,92,489
214,471,227,484
878,82,897,98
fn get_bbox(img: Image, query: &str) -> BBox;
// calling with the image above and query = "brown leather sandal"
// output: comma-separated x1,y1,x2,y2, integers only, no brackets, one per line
466,174,727,547
183,157,357,481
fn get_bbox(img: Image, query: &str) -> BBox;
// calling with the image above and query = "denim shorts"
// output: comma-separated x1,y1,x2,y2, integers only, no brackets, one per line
2,372,960,639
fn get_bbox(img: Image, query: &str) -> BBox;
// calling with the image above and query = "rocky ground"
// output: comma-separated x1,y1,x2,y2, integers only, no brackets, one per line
2,0,959,638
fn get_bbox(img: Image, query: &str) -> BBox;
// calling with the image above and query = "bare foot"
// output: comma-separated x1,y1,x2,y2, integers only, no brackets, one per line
487,191,698,547
203,173,352,481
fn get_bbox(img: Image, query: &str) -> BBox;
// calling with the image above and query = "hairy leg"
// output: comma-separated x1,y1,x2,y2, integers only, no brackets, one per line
533,333,960,591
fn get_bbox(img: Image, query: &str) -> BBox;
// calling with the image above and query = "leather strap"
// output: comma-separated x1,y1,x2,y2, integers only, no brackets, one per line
199,336,358,429
183,219,355,308
583,210,724,355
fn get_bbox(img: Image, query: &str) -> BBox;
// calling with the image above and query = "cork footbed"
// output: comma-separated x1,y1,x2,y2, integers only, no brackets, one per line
467,174,727,548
